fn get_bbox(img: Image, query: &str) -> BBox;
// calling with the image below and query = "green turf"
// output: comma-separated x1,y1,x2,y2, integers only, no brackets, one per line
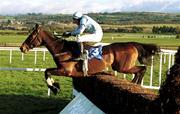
0,32,179,48
0,50,73,114
103,33,179,48
0,71,72,114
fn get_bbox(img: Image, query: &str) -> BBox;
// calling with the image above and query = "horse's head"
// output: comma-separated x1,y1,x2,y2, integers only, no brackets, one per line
20,24,43,53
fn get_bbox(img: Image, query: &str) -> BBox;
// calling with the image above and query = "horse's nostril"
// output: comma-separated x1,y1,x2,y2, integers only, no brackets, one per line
20,46,26,52
20,47,23,51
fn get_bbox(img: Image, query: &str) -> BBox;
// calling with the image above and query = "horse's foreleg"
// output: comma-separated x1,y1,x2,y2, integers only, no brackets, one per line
45,68,67,95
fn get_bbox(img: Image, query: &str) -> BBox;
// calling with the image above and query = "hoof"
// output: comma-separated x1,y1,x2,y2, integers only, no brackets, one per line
48,85,60,95
53,82,60,89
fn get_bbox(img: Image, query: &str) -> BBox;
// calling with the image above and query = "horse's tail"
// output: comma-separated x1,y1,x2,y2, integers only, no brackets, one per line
133,42,160,65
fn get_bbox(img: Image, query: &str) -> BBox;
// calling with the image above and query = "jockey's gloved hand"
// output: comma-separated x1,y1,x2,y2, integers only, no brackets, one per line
62,32,71,37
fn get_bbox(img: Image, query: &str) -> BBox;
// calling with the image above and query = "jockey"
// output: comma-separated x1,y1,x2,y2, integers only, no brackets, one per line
62,11,103,59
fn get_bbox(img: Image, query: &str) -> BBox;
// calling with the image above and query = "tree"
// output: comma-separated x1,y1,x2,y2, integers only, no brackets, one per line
175,27,180,34
176,34,180,39
131,26,143,33
152,26,159,33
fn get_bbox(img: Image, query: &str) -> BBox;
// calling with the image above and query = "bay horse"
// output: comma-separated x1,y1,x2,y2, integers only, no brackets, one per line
20,24,159,95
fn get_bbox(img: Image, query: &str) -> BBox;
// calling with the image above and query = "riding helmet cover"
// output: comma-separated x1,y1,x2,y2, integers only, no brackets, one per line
73,11,83,19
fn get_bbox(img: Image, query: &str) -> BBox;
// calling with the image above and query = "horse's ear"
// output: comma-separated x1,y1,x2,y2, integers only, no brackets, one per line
35,24,39,29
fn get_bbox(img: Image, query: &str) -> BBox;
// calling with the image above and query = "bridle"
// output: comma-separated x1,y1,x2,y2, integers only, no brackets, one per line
26,28,42,49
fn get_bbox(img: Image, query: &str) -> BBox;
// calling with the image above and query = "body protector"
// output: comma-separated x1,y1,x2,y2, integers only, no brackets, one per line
71,15,103,42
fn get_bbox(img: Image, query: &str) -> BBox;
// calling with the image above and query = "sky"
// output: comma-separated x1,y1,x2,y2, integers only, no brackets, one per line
0,0,179,15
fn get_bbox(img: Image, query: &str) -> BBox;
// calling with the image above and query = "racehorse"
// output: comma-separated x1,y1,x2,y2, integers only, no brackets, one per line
20,24,159,95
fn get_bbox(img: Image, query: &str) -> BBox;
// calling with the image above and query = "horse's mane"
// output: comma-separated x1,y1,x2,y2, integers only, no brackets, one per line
38,26,58,39
38,26,80,56
39,26,78,44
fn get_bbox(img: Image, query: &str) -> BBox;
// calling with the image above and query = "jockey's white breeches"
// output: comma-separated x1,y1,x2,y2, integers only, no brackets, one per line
77,31,103,42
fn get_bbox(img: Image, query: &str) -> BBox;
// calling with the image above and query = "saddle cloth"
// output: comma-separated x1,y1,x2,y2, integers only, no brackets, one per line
88,46,102,60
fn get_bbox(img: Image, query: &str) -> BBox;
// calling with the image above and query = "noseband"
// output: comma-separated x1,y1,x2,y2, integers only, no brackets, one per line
27,29,42,49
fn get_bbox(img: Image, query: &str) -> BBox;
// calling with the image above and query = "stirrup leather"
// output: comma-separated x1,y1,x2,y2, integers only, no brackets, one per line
82,50,88,76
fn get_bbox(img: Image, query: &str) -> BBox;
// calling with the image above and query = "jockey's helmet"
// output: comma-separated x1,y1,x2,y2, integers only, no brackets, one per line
73,11,83,20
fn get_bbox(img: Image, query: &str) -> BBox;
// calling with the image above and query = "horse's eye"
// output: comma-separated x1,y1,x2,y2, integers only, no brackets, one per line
30,45,34,48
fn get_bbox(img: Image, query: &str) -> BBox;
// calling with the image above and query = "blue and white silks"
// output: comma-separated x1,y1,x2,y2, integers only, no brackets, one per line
88,46,103,60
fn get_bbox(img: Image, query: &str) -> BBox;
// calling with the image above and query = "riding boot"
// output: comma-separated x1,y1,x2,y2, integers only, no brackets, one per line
70,42,88,76
72,42,85,61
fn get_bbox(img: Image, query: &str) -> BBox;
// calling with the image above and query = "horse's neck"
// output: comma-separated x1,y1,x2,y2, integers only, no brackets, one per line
42,32,63,55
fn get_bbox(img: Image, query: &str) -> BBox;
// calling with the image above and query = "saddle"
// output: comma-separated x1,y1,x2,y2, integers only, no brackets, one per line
83,42,100,50
81,42,103,60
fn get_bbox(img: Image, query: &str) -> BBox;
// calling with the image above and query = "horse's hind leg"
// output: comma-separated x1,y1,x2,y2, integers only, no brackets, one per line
115,65,146,84
138,66,147,84
131,66,147,84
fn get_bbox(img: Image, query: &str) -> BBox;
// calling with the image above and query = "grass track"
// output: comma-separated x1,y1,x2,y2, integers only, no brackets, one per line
0,71,72,114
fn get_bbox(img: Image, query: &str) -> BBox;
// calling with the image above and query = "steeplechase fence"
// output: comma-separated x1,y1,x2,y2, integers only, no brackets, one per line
0,46,177,90
72,75,160,114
